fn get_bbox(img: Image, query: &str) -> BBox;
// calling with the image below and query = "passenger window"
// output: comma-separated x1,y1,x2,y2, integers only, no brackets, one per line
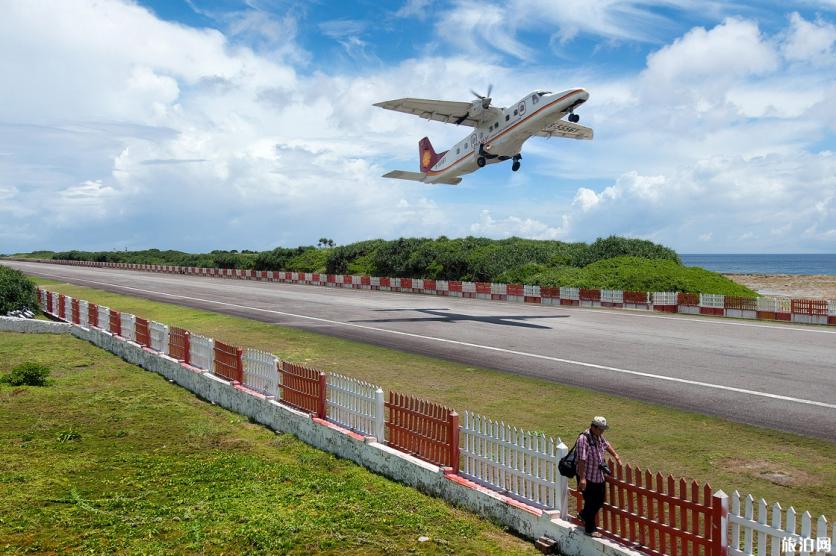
456,148,460,154
505,115,509,121
513,109,518,116
532,94,539,104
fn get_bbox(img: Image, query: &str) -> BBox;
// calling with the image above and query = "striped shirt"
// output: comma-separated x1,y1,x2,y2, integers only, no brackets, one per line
576,429,609,483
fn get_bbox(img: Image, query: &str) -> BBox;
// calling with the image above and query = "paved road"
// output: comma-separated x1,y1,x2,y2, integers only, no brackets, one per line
6,260,836,440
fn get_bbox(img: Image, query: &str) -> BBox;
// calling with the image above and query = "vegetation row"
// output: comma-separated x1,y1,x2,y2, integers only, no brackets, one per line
6,236,754,296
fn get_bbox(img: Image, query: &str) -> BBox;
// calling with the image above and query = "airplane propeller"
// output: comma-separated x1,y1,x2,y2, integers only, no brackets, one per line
454,84,494,125
470,84,493,109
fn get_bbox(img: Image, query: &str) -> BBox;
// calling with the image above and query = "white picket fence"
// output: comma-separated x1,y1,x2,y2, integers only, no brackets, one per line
97,305,110,332
560,287,579,300
653,292,677,305
243,348,279,397
120,313,136,342
602,289,624,304
460,411,567,511
701,293,725,308
149,321,168,354
189,334,214,372
325,373,384,439
728,491,833,556
78,299,88,328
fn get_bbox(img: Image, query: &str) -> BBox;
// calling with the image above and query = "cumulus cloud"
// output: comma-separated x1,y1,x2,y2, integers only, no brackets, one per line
0,2,833,255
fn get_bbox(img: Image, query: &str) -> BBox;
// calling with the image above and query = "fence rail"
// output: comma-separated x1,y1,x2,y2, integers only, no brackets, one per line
570,466,717,556
189,334,214,371
243,348,279,397
278,361,325,417
168,326,190,362
460,411,565,510
149,321,168,353
109,309,122,336
213,340,243,383
728,491,832,556
325,373,383,438
120,312,136,341
135,317,150,347
386,392,459,469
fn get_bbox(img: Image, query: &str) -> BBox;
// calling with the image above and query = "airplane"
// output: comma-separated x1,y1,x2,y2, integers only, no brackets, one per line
374,86,593,185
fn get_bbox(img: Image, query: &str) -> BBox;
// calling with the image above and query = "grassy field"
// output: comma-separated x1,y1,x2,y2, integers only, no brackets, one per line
0,332,536,554
29,278,836,518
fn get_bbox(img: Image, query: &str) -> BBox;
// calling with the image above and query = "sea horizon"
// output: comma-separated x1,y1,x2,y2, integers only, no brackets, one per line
680,253,836,275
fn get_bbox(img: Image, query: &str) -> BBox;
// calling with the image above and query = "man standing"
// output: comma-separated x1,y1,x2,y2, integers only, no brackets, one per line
576,416,622,537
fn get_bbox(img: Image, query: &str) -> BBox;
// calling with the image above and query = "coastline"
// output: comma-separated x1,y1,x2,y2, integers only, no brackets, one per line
725,273,836,299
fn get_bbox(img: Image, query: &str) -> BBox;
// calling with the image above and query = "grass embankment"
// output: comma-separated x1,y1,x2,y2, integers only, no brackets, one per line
32,279,834,518
0,332,534,554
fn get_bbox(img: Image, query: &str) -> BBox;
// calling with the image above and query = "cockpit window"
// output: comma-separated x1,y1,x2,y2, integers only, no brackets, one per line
537,91,551,97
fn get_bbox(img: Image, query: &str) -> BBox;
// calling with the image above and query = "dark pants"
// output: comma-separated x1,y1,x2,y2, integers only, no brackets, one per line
580,481,606,534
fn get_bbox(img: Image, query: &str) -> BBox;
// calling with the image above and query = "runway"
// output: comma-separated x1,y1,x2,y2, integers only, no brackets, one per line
6,260,835,440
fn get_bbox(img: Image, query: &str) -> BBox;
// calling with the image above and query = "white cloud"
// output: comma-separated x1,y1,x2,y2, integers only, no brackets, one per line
782,12,836,62
0,2,834,256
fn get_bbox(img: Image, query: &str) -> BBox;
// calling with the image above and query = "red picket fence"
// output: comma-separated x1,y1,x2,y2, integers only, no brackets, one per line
278,361,326,417
88,303,99,328
580,288,601,302
677,293,700,306
109,310,122,336
46,293,54,315
624,291,650,304
385,392,459,470
58,294,66,319
791,299,828,315
570,463,722,556
37,288,43,306
135,317,150,347
71,298,80,324
213,340,243,383
168,326,191,363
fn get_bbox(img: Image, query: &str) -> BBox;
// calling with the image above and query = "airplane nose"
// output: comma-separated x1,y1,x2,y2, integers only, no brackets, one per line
574,88,589,101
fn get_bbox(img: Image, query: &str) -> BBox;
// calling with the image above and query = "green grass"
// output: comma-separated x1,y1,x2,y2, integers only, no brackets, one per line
30,278,836,518
0,332,535,555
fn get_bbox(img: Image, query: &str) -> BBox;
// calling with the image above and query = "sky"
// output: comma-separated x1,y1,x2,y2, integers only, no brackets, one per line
1,0,835,254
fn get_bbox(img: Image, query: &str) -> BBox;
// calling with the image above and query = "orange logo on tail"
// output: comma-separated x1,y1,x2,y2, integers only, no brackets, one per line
422,149,431,168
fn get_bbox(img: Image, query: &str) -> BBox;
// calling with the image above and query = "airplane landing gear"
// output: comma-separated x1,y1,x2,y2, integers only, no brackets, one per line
568,113,580,123
477,156,486,168
511,154,521,172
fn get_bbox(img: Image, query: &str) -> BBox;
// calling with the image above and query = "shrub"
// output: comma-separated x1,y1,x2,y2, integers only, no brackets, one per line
0,265,38,314
1,362,51,386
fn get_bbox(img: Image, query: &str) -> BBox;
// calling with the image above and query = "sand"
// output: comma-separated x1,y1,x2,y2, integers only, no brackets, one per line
725,274,836,299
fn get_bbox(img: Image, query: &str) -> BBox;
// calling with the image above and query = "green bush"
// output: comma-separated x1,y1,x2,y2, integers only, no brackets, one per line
499,256,756,296
1,362,51,386
0,265,38,314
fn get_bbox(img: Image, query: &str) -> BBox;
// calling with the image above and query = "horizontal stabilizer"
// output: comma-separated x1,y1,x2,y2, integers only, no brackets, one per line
383,170,427,182
382,170,461,186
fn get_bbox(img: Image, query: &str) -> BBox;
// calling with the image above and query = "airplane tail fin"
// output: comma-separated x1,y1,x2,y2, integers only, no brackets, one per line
419,137,445,173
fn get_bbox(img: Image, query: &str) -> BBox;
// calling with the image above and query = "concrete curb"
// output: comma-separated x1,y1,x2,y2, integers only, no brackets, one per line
0,316,72,334
6,320,641,556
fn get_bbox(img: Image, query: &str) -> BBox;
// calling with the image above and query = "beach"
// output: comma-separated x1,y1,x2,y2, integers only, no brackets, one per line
725,274,836,299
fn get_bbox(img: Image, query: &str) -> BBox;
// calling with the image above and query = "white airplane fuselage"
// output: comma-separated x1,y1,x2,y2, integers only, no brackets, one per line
424,88,589,183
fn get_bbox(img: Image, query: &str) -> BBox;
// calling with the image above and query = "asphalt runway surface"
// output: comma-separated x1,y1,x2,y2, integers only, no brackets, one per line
6,260,835,440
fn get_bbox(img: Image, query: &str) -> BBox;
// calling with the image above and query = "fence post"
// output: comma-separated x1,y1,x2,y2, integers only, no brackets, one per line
317,372,327,419
183,331,191,366
448,411,460,474
557,440,569,519
712,490,729,556
235,347,244,384
374,387,385,442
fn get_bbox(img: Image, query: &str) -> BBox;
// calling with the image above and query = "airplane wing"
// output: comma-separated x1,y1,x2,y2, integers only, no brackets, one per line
536,120,594,140
374,98,501,127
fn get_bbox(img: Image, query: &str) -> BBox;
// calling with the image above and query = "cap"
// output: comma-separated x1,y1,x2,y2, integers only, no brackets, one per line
591,416,608,430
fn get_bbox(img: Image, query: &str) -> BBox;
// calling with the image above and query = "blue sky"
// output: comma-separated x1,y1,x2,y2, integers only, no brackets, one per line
1,0,835,254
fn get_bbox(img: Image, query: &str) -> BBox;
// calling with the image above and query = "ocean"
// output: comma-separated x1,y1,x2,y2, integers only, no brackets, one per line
680,254,836,275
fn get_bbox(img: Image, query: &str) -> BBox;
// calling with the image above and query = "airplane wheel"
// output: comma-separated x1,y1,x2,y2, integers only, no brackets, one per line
477,157,486,167
569,113,580,123
512,161,521,172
